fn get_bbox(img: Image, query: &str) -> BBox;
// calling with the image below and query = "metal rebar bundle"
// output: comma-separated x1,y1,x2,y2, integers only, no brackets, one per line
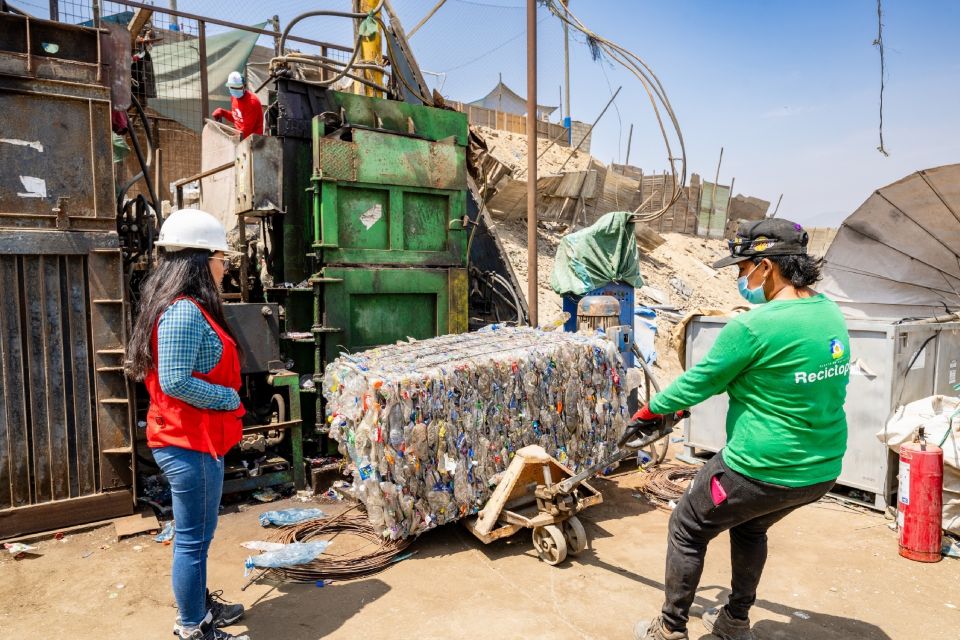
265,507,414,582
634,465,698,508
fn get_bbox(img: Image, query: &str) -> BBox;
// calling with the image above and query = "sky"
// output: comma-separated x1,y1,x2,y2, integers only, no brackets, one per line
23,0,960,227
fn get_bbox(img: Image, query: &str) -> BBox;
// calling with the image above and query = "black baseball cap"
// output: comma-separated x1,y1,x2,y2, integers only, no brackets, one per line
712,218,809,269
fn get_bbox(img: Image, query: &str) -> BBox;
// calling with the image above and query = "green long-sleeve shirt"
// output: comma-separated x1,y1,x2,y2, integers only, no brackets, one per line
651,294,850,487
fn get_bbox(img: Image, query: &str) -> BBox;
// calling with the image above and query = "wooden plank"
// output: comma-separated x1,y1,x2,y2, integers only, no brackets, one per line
635,223,667,253
66,255,97,497
113,511,160,540
463,516,522,545
127,8,153,45
0,490,132,540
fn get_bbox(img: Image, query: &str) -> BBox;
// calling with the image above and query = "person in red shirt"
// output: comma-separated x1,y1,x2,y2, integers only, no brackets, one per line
212,71,263,139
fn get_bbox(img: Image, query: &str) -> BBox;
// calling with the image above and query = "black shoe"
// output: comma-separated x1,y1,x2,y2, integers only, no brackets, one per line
174,592,245,636
176,612,250,640
207,590,245,627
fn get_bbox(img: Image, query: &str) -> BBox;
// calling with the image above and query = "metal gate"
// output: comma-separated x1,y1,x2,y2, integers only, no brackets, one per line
0,15,133,538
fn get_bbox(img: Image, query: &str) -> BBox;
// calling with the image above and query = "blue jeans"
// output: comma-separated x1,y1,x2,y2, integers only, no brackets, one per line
153,446,224,626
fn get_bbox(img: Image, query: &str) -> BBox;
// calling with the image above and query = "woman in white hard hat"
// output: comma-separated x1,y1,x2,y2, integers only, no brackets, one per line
127,210,250,640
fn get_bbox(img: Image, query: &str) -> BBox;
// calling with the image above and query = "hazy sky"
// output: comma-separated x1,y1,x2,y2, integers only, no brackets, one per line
27,0,960,227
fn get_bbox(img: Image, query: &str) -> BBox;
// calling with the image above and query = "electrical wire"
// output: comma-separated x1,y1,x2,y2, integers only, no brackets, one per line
874,0,889,156
542,0,687,222
264,507,413,582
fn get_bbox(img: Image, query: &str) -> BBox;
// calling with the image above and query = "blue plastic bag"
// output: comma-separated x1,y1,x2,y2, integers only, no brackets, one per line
634,306,658,365
244,541,331,575
258,508,325,527
155,520,175,543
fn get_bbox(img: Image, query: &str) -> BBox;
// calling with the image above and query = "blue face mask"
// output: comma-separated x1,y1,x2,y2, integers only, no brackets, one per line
737,263,768,304
229,87,244,98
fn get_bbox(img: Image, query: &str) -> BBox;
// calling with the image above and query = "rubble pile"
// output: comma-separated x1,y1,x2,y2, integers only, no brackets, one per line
323,326,628,539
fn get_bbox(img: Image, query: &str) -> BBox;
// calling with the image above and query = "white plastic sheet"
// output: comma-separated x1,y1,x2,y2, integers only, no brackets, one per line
880,395,960,534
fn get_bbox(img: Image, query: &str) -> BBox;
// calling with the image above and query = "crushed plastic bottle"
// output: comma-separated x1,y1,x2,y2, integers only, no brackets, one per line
323,326,627,539
258,508,325,527
244,540,331,575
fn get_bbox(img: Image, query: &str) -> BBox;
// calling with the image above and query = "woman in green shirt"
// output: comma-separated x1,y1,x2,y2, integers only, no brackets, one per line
635,219,850,640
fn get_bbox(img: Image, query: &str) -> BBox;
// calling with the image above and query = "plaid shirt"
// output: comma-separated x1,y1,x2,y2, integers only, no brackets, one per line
157,299,239,410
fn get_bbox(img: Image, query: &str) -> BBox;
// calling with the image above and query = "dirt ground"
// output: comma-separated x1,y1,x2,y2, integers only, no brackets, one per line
2,460,957,640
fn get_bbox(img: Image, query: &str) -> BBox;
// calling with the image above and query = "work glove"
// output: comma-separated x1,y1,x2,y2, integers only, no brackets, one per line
619,404,689,449
630,403,689,425
212,107,229,122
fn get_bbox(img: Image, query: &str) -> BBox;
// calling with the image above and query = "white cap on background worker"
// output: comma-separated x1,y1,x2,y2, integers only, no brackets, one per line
226,71,245,98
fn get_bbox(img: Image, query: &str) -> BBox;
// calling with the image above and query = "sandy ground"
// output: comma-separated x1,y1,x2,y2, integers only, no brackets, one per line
2,460,957,640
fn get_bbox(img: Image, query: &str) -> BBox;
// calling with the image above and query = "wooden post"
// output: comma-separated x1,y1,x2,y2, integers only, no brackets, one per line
198,21,209,128
526,0,538,326
624,123,634,171
708,147,724,237
561,0,570,122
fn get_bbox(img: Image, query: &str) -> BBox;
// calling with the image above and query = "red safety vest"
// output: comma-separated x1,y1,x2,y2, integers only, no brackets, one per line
146,297,245,457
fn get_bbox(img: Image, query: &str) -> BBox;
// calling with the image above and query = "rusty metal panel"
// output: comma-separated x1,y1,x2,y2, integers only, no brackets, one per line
0,13,113,232
0,14,102,84
235,136,284,215
0,257,29,509
0,87,113,227
0,240,133,537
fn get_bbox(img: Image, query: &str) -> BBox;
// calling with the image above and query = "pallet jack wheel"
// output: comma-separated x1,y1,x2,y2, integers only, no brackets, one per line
562,516,588,555
532,524,568,565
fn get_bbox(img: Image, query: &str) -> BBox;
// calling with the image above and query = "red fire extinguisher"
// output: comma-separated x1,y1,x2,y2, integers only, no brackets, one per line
897,426,944,563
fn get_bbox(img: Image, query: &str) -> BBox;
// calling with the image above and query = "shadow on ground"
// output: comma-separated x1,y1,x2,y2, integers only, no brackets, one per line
238,578,390,640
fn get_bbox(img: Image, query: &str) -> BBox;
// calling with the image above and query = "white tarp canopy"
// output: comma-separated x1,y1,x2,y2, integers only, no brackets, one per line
820,163,960,320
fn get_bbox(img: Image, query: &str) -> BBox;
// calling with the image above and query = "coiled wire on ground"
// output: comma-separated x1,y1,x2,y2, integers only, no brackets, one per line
634,465,698,509
264,506,413,582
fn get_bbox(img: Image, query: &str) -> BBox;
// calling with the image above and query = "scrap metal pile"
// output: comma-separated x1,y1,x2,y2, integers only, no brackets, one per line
323,326,628,539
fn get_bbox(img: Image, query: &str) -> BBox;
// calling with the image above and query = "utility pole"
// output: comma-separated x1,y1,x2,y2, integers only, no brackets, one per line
561,0,571,123
526,0,538,327
623,123,634,171
708,147,724,237
169,0,179,32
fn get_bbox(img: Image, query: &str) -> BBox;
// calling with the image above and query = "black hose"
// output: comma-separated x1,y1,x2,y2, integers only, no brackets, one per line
278,2,383,53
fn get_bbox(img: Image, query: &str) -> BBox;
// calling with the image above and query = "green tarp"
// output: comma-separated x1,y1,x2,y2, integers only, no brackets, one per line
550,211,644,296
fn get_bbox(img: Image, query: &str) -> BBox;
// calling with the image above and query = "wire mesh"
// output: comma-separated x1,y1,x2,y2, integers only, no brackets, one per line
57,1,204,131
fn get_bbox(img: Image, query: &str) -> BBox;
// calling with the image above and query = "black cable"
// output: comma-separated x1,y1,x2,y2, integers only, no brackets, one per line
122,96,162,222
874,0,890,156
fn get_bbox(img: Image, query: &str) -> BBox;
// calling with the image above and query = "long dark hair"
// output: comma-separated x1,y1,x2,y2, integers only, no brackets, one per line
125,249,236,381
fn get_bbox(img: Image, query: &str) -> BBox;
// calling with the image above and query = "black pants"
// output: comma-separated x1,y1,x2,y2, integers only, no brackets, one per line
661,451,835,633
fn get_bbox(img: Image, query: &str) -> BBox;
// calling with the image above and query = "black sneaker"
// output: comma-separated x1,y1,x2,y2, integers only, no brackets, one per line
207,590,245,627
176,612,250,640
175,591,245,635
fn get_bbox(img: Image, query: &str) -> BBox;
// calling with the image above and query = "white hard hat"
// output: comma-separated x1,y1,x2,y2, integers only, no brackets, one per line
226,71,244,89
155,209,235,253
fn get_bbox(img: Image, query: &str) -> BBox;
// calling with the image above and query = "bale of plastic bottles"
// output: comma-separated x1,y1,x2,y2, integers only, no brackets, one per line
323,326,627,539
